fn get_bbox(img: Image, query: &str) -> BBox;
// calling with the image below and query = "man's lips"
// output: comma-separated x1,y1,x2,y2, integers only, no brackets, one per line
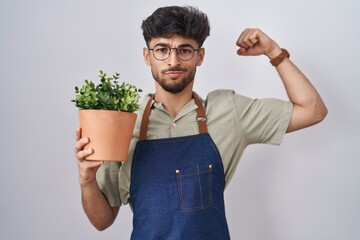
163,70,184,78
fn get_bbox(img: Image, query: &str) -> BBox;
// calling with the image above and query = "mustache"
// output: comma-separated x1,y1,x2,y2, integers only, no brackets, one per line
162,67,186,73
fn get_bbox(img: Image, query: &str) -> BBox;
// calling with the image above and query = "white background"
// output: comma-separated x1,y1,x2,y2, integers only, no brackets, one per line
1,0,359,239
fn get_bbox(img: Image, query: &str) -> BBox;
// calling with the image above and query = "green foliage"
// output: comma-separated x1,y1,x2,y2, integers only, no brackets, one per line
71,70,142,112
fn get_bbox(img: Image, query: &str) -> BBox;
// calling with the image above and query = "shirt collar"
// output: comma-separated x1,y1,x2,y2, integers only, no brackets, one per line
140,93,203,121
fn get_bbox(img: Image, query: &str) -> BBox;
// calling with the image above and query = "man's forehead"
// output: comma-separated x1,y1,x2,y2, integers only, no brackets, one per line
148,35,198,47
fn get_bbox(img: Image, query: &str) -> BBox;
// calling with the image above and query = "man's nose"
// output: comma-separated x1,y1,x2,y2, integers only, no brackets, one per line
168,49,181,65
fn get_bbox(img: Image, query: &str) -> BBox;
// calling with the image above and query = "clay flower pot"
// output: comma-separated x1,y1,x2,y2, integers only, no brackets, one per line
79,110,137,162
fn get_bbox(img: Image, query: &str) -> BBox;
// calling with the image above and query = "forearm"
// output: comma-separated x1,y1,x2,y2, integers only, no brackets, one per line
276,58,318,104
80,180,119,231
271,52,328,132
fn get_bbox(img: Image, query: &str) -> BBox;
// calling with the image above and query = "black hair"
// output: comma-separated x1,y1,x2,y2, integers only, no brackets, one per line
141,6,210,47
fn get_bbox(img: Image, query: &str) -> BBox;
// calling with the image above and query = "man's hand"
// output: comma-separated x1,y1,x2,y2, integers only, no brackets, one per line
236,28,282,59
75,128,103,187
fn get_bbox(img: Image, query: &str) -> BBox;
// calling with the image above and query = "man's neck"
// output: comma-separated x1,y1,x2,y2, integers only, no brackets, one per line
154,84,193,118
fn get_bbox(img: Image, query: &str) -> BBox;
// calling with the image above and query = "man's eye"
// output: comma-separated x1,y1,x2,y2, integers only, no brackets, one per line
178,48,192,54
155,48,168,53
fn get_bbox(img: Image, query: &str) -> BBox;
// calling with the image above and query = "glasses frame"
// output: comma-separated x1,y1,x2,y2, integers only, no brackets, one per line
148,45,200,61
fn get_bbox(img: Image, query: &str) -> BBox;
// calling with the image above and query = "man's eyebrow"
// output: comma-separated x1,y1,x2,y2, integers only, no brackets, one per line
178,44,195,48
153,43,195,48
154,43,170,47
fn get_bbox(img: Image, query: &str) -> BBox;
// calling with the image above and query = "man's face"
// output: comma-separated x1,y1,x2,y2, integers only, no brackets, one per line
143,35,205,94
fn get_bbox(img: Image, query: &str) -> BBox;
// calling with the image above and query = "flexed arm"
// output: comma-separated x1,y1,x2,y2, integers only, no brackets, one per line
236,28,327,132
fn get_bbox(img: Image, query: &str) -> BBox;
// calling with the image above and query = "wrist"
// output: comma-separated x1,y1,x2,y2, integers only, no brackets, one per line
269,48,290,67
266,46,282,59
79,175,98,188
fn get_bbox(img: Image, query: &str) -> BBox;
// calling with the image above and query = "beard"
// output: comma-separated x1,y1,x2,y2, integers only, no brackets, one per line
151,66,196,94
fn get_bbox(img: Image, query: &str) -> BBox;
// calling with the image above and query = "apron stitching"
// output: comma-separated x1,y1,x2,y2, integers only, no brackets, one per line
209,164,213,206
176,170,184,212
196,165,204,209
206,136,227,186
139,132,208,144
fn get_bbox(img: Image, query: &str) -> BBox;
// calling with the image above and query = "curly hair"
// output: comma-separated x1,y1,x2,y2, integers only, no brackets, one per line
141,6,210,47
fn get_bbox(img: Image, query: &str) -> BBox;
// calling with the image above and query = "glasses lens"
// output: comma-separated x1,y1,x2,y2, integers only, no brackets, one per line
153,46,170,61
177,47,194,61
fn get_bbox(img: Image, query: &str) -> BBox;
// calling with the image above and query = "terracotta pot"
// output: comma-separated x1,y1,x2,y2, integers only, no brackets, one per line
78,110,137,162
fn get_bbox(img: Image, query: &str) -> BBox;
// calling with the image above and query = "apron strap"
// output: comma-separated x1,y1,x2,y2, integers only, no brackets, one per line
139,94,154,140
193,93,208,134
139,92,208,140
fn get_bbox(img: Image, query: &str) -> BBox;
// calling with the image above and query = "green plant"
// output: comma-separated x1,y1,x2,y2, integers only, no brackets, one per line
72,70,142,112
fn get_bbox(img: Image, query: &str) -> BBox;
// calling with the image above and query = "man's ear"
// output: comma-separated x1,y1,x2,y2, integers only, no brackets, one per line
196,48,205,66
143,47,151,66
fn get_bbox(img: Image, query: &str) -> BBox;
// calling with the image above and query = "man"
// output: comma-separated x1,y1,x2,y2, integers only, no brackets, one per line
75,6,327,239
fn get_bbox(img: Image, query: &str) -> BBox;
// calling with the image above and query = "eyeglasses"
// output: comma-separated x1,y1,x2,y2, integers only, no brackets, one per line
148,45,200,61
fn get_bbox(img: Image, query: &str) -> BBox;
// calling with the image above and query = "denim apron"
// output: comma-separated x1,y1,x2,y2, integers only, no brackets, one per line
130,93,230,240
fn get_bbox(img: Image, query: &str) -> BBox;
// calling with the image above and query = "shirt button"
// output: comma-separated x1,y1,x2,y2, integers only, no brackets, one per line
172,122,176,127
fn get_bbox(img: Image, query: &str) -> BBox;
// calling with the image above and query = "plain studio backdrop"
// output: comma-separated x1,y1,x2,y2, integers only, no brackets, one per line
0,0,359,239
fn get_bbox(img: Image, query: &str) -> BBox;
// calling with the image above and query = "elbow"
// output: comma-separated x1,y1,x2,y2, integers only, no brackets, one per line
93,222,112,231
320,105,328,121
95,227,107,232
90,218,115,231
95,226,108,232
90,207,119,231
312,102,328,124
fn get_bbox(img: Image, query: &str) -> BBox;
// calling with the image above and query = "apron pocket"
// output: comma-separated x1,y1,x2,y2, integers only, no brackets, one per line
176,164,213,212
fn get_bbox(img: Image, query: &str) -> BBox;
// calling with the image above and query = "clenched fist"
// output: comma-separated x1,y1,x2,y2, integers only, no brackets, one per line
236,28,282,59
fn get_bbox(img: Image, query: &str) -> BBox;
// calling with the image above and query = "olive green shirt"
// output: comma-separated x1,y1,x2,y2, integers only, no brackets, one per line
96,90,293,207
